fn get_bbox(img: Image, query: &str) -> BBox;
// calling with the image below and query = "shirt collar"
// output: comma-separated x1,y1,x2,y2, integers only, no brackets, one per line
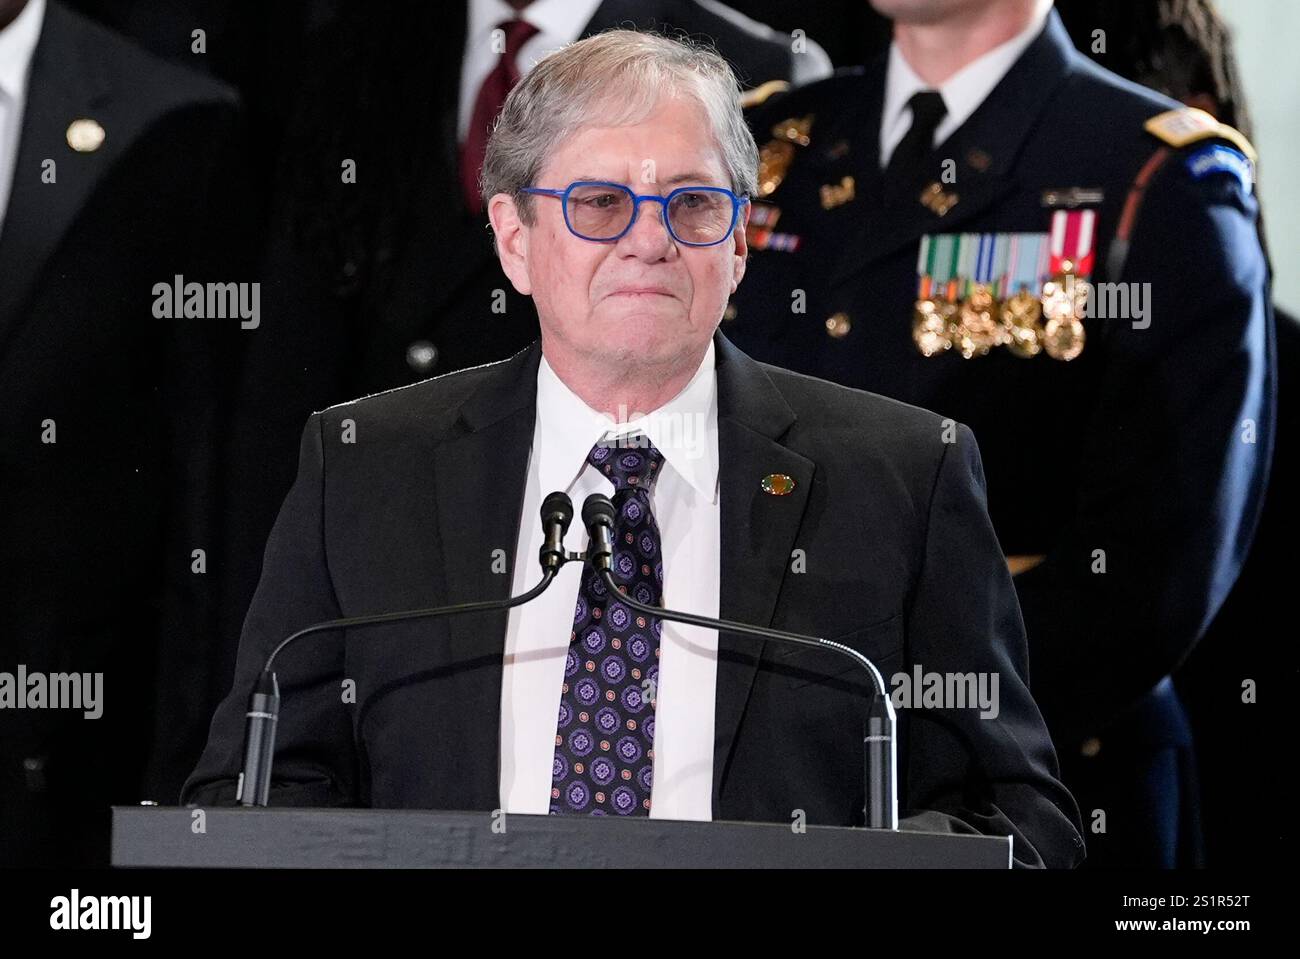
0,0,45,105
882,0,1050,149
534,339,719,502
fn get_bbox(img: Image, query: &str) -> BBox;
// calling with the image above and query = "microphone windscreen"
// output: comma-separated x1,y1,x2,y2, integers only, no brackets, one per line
581,492,617,530
541,490,574,534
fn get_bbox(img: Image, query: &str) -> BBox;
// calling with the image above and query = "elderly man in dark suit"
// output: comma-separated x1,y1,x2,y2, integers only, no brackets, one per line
217,2,833,715
186,29,1083,868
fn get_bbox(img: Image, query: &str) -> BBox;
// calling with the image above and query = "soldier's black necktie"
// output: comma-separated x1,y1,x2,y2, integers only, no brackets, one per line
885,90,948,201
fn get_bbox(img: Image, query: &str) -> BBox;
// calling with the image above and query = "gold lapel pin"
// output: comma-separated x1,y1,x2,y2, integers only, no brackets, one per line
66,118,106,153
761,473,796,496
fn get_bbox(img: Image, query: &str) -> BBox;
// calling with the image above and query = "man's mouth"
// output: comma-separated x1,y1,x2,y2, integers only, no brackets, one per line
611,288,673,296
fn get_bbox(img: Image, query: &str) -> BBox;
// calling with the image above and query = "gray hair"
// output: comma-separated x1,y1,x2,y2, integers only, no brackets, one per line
482,29,759,224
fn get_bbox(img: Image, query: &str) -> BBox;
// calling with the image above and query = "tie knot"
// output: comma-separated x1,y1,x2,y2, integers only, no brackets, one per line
588,434,664,497
496,18,540,60
907,90,947,129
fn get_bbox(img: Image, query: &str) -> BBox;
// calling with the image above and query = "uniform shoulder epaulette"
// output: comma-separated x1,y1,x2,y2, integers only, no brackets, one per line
740,79,790,111
1143,107,1257,162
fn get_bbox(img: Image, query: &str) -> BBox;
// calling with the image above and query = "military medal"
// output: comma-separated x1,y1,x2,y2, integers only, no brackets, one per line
913,295,954,357
912,225,1098,362
1041,210,1095,361
1000,233,1047,358
953,234,1004,358
955,283,999,358
912,235,956,356
1002,290,1044,357
1041,276,1087,361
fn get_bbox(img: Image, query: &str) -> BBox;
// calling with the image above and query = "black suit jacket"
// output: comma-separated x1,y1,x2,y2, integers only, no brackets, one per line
185,331,1084,868
0,0,244,866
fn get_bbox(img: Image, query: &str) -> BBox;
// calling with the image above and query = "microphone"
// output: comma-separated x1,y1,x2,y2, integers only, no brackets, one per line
539,490,575,573
237,492,580,806
582,493,899,830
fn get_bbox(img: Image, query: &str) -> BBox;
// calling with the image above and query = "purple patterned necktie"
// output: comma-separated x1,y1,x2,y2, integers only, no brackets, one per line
550,434,665,816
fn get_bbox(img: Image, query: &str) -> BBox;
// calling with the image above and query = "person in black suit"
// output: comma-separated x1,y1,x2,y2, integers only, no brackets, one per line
0,0,246,866
726,1,1274,867
215,3,834,709
186,29,1083,869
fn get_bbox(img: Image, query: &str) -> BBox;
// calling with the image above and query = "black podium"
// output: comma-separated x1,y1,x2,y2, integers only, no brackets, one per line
111,806,1011,868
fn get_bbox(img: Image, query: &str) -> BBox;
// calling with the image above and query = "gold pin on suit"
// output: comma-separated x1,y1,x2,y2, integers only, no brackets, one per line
66,118,105,153
761,474,796,496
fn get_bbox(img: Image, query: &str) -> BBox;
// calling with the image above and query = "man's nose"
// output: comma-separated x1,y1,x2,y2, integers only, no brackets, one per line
617,198,676,259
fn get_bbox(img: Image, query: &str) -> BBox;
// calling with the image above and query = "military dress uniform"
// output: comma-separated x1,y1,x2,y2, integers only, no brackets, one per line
727,10,1275,867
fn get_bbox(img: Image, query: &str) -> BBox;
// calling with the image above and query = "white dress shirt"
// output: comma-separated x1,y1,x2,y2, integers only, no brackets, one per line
879,0,1051,168
499,339,721,820
458,0,602,144
0,0,45,236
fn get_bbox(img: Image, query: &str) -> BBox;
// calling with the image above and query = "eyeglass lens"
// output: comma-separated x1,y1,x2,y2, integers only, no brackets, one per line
565,184,735,244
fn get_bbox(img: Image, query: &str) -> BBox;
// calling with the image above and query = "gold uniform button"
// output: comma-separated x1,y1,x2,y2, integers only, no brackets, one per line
825,312,851,338
1080,737,1102,758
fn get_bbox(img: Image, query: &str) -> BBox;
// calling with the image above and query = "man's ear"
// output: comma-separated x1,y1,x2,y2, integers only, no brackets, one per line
730,201,750,292
488,193,533,296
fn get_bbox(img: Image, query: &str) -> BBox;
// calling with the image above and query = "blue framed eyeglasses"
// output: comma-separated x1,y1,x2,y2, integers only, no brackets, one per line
520,181,749,247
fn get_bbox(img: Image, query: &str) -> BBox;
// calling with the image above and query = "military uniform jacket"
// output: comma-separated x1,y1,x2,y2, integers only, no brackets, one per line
727,10,1275,748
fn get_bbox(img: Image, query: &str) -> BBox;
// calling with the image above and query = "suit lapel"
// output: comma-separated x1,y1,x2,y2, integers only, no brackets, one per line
711,332,815,812
0,2,119,355
429,340,541,805
829,10,1077,286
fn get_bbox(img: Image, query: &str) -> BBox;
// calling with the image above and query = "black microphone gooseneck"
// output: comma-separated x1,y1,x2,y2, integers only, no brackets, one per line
582,493,899,830
238,492,579,806
240,488,898,831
